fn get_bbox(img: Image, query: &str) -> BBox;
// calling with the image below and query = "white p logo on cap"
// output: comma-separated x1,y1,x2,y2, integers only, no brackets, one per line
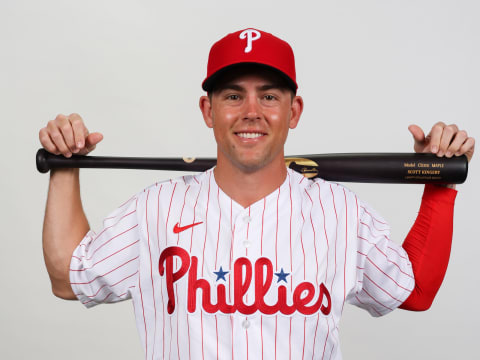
239,29,261,53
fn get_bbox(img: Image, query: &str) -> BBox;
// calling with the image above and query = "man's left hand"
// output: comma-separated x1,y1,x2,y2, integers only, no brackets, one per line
409,122,475,163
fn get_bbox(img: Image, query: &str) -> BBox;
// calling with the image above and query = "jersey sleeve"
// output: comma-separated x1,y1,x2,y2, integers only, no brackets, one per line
69,194,141,308
347,201,415,317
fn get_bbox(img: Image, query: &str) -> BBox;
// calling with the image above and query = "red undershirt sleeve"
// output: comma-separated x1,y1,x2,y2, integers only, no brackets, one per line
399,184,457,311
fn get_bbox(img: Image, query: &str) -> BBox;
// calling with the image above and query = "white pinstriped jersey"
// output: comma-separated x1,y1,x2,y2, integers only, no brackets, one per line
70,168,414,359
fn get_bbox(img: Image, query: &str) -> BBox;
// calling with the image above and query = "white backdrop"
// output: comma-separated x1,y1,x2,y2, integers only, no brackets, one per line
1,0,479,359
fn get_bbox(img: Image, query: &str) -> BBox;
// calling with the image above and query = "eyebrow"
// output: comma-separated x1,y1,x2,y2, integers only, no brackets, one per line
258,84,286,91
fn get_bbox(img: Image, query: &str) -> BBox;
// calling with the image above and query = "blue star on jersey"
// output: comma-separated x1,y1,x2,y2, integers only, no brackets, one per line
275,268,290,283
213,266,229,281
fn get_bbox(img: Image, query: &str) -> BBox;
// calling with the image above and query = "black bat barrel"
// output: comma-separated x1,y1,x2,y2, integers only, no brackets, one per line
288,153,468,184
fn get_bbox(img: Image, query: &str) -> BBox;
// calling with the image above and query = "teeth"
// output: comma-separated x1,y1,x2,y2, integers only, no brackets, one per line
237,132,263,139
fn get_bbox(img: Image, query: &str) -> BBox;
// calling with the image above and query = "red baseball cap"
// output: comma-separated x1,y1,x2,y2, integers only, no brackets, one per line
202,28,298,92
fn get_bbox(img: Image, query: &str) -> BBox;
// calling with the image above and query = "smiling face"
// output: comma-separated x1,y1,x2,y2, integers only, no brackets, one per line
200,66,303,174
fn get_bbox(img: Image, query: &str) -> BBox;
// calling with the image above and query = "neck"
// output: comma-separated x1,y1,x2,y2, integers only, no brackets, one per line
214,155,287,208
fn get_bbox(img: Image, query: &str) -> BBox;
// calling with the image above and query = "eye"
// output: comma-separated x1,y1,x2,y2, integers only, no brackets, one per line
264,94,276,101
226,94,240,100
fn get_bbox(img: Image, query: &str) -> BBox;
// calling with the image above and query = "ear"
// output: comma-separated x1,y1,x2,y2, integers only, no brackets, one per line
199,96,214,128
289,95,304,129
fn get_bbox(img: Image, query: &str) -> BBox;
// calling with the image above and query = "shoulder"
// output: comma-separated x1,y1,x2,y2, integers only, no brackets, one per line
130,169,213,205
288,169,385,221
288,168,357,200
140,169,213,193
123,169,214,215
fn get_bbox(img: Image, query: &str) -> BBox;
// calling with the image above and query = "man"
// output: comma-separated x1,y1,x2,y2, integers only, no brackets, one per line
39,28,475,359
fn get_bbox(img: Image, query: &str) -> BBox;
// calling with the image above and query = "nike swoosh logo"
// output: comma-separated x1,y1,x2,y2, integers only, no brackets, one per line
173,221,203,234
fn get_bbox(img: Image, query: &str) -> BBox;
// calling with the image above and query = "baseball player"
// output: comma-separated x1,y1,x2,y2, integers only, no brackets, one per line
39,28,475,359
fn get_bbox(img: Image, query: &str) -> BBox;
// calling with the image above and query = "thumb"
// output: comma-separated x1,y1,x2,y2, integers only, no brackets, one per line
408,124,425,144
408,124,430,153
82,132,103,153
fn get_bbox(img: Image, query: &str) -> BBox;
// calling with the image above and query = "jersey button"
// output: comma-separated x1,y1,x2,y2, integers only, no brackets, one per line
243,215,252,223
242,319,250,329
243,240,251,248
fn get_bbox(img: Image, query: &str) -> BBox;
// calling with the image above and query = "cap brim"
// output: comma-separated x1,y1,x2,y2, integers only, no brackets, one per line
202,62,297,93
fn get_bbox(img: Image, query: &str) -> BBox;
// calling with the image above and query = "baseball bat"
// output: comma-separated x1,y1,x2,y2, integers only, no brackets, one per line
35,148,468,184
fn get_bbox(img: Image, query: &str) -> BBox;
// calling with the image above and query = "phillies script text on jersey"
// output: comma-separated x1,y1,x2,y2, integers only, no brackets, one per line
159,246,332,316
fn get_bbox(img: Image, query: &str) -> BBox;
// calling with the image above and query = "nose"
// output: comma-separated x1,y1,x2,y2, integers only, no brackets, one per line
243,94,261,120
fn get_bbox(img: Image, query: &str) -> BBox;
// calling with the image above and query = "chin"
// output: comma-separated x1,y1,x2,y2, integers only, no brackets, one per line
220,145,281,173
231,154,272,173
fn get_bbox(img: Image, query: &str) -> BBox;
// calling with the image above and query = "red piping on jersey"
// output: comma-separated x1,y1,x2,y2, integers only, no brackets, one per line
138,274,148,359
357,235,414,280
156,185,166,360
275,187,280,360
177,186,191,245
321,317,330,359
145,190,157,360
288,172,293,293
70,239,139,271
190,182,203,253
305,190,319,284
365,256,411,292
311,314,320,359
201,171,212,278
215,186,221,269
363,288,393,311
70,256,139,285
86,223,138,261
363,273,403,303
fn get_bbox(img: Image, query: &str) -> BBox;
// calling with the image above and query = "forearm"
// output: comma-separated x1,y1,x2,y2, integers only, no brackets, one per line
43,168,89,299
399,184,457,311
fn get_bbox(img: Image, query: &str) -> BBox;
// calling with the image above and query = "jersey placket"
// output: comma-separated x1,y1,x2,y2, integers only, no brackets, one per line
230,204,254,325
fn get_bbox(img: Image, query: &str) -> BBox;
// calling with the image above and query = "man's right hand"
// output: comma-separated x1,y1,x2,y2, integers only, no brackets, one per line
39,113,103,157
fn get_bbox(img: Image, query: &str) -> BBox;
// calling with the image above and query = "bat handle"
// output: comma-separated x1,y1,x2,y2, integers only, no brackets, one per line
36,149,51,173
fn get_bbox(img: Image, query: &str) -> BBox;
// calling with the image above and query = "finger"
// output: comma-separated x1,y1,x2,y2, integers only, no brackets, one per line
68,113,88,152
428,122,446,154
457,137,475,162
438,124,459,156
39,127,60,155
58,115,77,153
47,119,72,157
446,130,468,157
